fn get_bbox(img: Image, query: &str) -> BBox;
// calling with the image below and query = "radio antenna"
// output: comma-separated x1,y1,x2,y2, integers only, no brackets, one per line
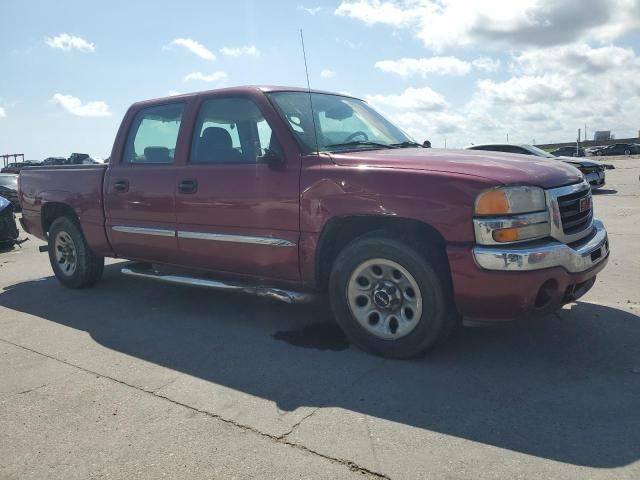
300,29,321,157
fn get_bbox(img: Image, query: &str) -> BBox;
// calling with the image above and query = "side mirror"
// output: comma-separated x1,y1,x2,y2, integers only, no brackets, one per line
423,140,432,148
257,148,284,168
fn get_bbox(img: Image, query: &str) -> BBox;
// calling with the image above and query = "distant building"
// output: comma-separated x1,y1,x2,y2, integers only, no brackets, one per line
594,131,611,141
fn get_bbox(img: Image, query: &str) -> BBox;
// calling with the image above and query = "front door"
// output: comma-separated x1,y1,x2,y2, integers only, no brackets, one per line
173,94,300,281
105,102,186,264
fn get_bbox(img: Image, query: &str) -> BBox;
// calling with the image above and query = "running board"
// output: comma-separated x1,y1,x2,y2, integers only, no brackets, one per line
121,263,318,305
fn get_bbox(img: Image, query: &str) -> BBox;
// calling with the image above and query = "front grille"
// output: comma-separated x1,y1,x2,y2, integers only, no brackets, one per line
557,188,593,235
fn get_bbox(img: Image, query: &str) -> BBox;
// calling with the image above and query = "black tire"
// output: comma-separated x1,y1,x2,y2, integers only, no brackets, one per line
48,216,104,288
624,149,631,156
596,151,603,156
329,232,457,359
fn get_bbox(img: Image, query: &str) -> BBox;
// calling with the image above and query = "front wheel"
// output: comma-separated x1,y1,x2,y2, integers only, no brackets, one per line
48,216,104,288
624,149,631,156
329,233,456,359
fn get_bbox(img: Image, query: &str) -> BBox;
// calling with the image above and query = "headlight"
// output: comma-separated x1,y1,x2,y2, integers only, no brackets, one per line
475,186,546,216
473,186,549,245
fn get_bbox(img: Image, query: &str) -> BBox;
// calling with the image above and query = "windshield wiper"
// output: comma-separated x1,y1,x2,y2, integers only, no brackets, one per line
389,141,423,148
324,141,398,150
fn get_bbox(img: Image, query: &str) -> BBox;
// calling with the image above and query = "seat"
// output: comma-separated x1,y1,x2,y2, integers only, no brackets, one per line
196,127,243,163
143,147,171,163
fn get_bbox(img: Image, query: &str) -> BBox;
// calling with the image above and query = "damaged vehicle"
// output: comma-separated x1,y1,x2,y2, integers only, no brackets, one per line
18,87,609,358
0,173,20,211
0,196,19,248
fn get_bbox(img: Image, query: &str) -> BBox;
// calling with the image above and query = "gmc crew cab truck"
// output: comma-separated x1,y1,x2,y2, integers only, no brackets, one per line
19,86,610,358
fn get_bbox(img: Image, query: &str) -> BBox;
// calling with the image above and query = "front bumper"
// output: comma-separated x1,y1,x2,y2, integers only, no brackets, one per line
473,219,608,273
447,220,609,320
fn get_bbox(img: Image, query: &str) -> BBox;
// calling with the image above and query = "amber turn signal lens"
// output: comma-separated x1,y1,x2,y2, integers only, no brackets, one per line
493,228,520,242
475,190,510,215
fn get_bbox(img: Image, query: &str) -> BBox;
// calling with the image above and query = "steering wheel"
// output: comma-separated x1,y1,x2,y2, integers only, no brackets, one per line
344,131,369,143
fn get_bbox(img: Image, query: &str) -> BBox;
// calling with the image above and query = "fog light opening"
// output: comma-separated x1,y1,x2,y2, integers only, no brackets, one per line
535,280,558,310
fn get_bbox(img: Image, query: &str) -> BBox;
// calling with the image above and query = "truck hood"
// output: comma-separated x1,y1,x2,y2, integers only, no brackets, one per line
329,148,582,189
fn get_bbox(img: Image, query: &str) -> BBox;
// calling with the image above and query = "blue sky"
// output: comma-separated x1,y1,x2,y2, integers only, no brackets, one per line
1,0,639,159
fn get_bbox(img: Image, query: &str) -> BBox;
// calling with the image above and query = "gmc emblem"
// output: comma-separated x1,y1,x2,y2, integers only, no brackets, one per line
579,196,592,212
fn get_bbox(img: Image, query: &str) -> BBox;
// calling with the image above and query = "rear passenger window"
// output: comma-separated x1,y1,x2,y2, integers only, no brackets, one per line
190,97,281,164
124,103,185,164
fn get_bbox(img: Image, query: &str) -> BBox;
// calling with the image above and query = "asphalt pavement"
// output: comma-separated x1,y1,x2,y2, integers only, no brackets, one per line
1,156,639,479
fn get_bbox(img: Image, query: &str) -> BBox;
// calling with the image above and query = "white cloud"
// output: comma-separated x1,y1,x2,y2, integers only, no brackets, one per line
168,38,215,61
513,43,638,75
320,69,336,79
335,0,640,50
297,5,322,15
45,33,95,52
335,0,419,27
375,56,502,77
168,90,182,96
476,75,579,105
0,106,6,118
472,57,501,73
363,40,640,147
336,37,363,49
220,45,260,57
51,94,111,117
366,86,448,112
183,71,228,83
375,56,472,77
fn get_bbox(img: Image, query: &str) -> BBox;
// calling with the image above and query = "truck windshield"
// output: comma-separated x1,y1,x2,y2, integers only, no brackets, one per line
267,92,416,153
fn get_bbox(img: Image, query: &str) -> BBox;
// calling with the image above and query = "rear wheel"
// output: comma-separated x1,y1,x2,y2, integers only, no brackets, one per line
329,232,456,359
48,216,104,288
624,149,631,156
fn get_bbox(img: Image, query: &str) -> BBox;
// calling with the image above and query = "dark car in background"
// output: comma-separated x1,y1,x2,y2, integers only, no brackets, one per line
464,143,607,189
0,174,20,211
593,143,640,156
550,145,585,157
0,161,41,174
42,156,68,166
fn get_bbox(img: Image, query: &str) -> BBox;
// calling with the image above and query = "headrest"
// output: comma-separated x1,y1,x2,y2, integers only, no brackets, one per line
144,147,171,163
201,127,233,150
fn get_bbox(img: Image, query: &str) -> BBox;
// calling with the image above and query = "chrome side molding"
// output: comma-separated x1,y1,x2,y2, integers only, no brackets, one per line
112,226,175,237
121,263,317,304
111,226,295,247
177,231,295,247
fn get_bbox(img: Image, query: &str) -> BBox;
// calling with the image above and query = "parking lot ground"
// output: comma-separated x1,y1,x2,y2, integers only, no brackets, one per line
1,157,639,479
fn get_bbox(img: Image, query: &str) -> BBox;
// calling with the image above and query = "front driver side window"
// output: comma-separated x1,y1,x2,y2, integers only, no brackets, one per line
190,97,281,164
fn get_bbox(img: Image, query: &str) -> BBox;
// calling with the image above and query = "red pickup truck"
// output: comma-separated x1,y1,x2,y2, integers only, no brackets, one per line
19,86,609,358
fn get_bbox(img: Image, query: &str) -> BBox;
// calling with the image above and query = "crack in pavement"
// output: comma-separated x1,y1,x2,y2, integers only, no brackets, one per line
1,383,47,401
0,337,391,480
277,357,387,441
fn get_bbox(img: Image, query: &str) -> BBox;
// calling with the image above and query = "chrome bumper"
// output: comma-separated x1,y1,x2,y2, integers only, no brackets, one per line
473,219,608,273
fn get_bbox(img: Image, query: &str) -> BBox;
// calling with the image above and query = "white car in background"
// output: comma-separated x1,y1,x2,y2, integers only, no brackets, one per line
464,143,607,190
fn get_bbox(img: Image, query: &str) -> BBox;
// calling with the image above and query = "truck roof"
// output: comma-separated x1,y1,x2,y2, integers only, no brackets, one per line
132,85,361,107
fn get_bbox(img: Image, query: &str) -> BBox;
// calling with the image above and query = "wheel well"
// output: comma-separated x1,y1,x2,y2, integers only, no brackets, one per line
41,203,79,237
315,216,448,289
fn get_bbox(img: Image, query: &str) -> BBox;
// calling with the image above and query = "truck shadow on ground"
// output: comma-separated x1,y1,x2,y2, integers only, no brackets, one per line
1,265,639,469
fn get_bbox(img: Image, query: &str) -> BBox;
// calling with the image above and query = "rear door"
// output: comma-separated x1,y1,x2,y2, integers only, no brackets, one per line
173,93,301,281
105,102,186,264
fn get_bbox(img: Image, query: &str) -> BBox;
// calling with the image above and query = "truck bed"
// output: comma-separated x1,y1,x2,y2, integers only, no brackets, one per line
19,164,111,254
